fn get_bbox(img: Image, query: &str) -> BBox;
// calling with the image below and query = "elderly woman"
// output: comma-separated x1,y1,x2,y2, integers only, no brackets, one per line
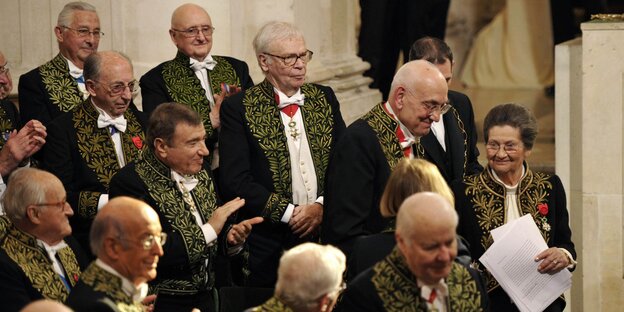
452,103,576,311
348,158,468,279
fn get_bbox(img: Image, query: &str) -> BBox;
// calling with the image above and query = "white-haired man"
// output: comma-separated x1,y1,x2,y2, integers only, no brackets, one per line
248,243,346,312
219,21,346,287
341,192,488,311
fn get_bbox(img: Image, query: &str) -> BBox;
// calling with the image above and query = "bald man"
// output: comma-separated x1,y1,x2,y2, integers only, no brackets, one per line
322,60,448,258
0,168,87,311
42,51,146,258
341,192,488,311
20,300,73,312
66,197,163,312
140,3,253,171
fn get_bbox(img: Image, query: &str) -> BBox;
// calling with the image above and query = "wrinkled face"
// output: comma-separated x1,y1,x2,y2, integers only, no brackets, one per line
37,179,74,244
260,37,307,96
161,123,208,175
55,10,100,68
395,80,447,137
486,125,531,177
0,53,12,99
117,209,164,285
170,8,213,61
434,59,453,86
87,56,134,118
397,221,457,285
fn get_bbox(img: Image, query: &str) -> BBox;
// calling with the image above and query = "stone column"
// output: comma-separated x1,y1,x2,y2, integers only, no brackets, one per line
556,20,624,311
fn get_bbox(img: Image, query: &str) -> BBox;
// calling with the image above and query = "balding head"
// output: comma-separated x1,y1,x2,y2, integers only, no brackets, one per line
90,196,163,286
388,60,448,137
395,192,458,285
169,3,213,61
20,299,73,312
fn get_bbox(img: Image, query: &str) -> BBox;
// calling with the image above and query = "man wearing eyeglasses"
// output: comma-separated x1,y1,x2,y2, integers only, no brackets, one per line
219,21,346,287
322,60,448,260
0,51,47,218
42,51,146,259
19,2,102,126
66,196,164,312
140,3,254,174
0,168,88,311
409,37,483,184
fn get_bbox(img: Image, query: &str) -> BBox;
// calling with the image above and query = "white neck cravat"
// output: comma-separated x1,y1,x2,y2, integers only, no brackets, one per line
94,102,127,167
38,240,69,279
276,88,305,109
190,55,217,106
65,56,89,99
97,114,127,133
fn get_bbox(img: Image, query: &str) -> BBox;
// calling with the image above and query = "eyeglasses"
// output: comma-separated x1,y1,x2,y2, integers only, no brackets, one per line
62,26,104,38
263,50,313,66
0,62,9,76
404,88,451,116
120,233,168,250
486,142,521,154
33,199,68,210
93,80,139,96
171,26,215,38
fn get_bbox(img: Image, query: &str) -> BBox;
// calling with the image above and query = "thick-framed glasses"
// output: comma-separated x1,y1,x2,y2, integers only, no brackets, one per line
33,199,68,210
62,26,104,38
486,142,521,154
264,50,313,66
93,80,139,96
120,233,167,250
0,62,9,76
171,26,215,38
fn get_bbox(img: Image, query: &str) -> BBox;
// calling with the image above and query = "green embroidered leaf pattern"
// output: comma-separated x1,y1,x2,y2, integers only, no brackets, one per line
2,226,78,301
136,149,217,293
0,105,15,150
251,296,295,312
39,54,83,112
73,101,144,219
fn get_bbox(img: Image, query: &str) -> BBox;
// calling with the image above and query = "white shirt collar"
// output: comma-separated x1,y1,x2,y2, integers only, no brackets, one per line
384,101,417,143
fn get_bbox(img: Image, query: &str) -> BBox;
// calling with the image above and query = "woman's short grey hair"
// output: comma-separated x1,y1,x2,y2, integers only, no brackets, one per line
275,243,346,311
483,103,538,150
57,2,97,27
253,21,304,57
1,168,48,223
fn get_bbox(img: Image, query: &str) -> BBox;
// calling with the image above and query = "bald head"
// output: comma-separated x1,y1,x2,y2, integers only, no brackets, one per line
171,3,210,28
390,60,447,101
20,299,73,312
396,192,457,238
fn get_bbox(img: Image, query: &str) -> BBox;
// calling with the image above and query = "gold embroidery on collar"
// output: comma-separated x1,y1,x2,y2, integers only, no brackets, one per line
39,54,84,112
251,296,295,312
363,103,410,170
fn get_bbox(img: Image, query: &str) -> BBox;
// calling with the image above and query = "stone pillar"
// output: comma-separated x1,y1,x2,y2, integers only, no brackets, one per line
556,20,624,311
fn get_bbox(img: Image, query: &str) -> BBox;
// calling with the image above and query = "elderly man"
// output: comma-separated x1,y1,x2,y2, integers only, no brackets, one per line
341,192,488,311
42,51,145,259
322,60,447,258
409,37,483,184
0,168,88,312
66,197,164,312
110,103,262,312
141,3,254,171
0,52,46,214
248,243,346,312
219,21,346,287
19,2,101,126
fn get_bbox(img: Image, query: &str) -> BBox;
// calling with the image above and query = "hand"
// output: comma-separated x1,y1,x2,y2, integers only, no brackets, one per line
141,294,157,312
227,216,264,245
535,247,570,274
207,197,245,234
209,84,230,130
0,119,46,176
289,203,323,238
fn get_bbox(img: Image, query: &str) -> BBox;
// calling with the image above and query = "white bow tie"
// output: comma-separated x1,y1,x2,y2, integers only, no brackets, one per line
38,240,69,257
97,114,127,132
400,137,416,150
190,59,217,72
277,93,305,109
69,68,83,79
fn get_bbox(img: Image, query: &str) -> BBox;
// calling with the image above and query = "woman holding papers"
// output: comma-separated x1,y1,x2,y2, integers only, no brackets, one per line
452,103,576,311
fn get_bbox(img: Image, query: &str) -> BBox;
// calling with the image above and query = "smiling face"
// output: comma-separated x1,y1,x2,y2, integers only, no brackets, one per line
486,125,531,182
55,10,100,68
170,4,213,61
158,123,208,175
259,36,307,96
395,81,447,137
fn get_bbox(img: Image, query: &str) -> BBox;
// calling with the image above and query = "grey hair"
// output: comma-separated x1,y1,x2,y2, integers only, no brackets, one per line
83,51,132,81
275,243,346,311
90,212,129,256
57,2,97,27
1,168,48,223
253,21,304,60
483,103,538,150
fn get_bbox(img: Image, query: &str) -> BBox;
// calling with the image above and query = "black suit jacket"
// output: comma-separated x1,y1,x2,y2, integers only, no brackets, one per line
42,100,146,257
420,90,483,184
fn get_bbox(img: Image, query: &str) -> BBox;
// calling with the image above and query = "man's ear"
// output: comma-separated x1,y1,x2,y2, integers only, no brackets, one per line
153,138,168,159
85,79,97,97
393,86,406,110
258,54,270,72
54,26,64,43
104,237,121,260
26,205,41,225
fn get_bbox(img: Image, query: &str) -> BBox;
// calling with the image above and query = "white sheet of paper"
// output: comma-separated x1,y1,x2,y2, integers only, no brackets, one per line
479,214,572,312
